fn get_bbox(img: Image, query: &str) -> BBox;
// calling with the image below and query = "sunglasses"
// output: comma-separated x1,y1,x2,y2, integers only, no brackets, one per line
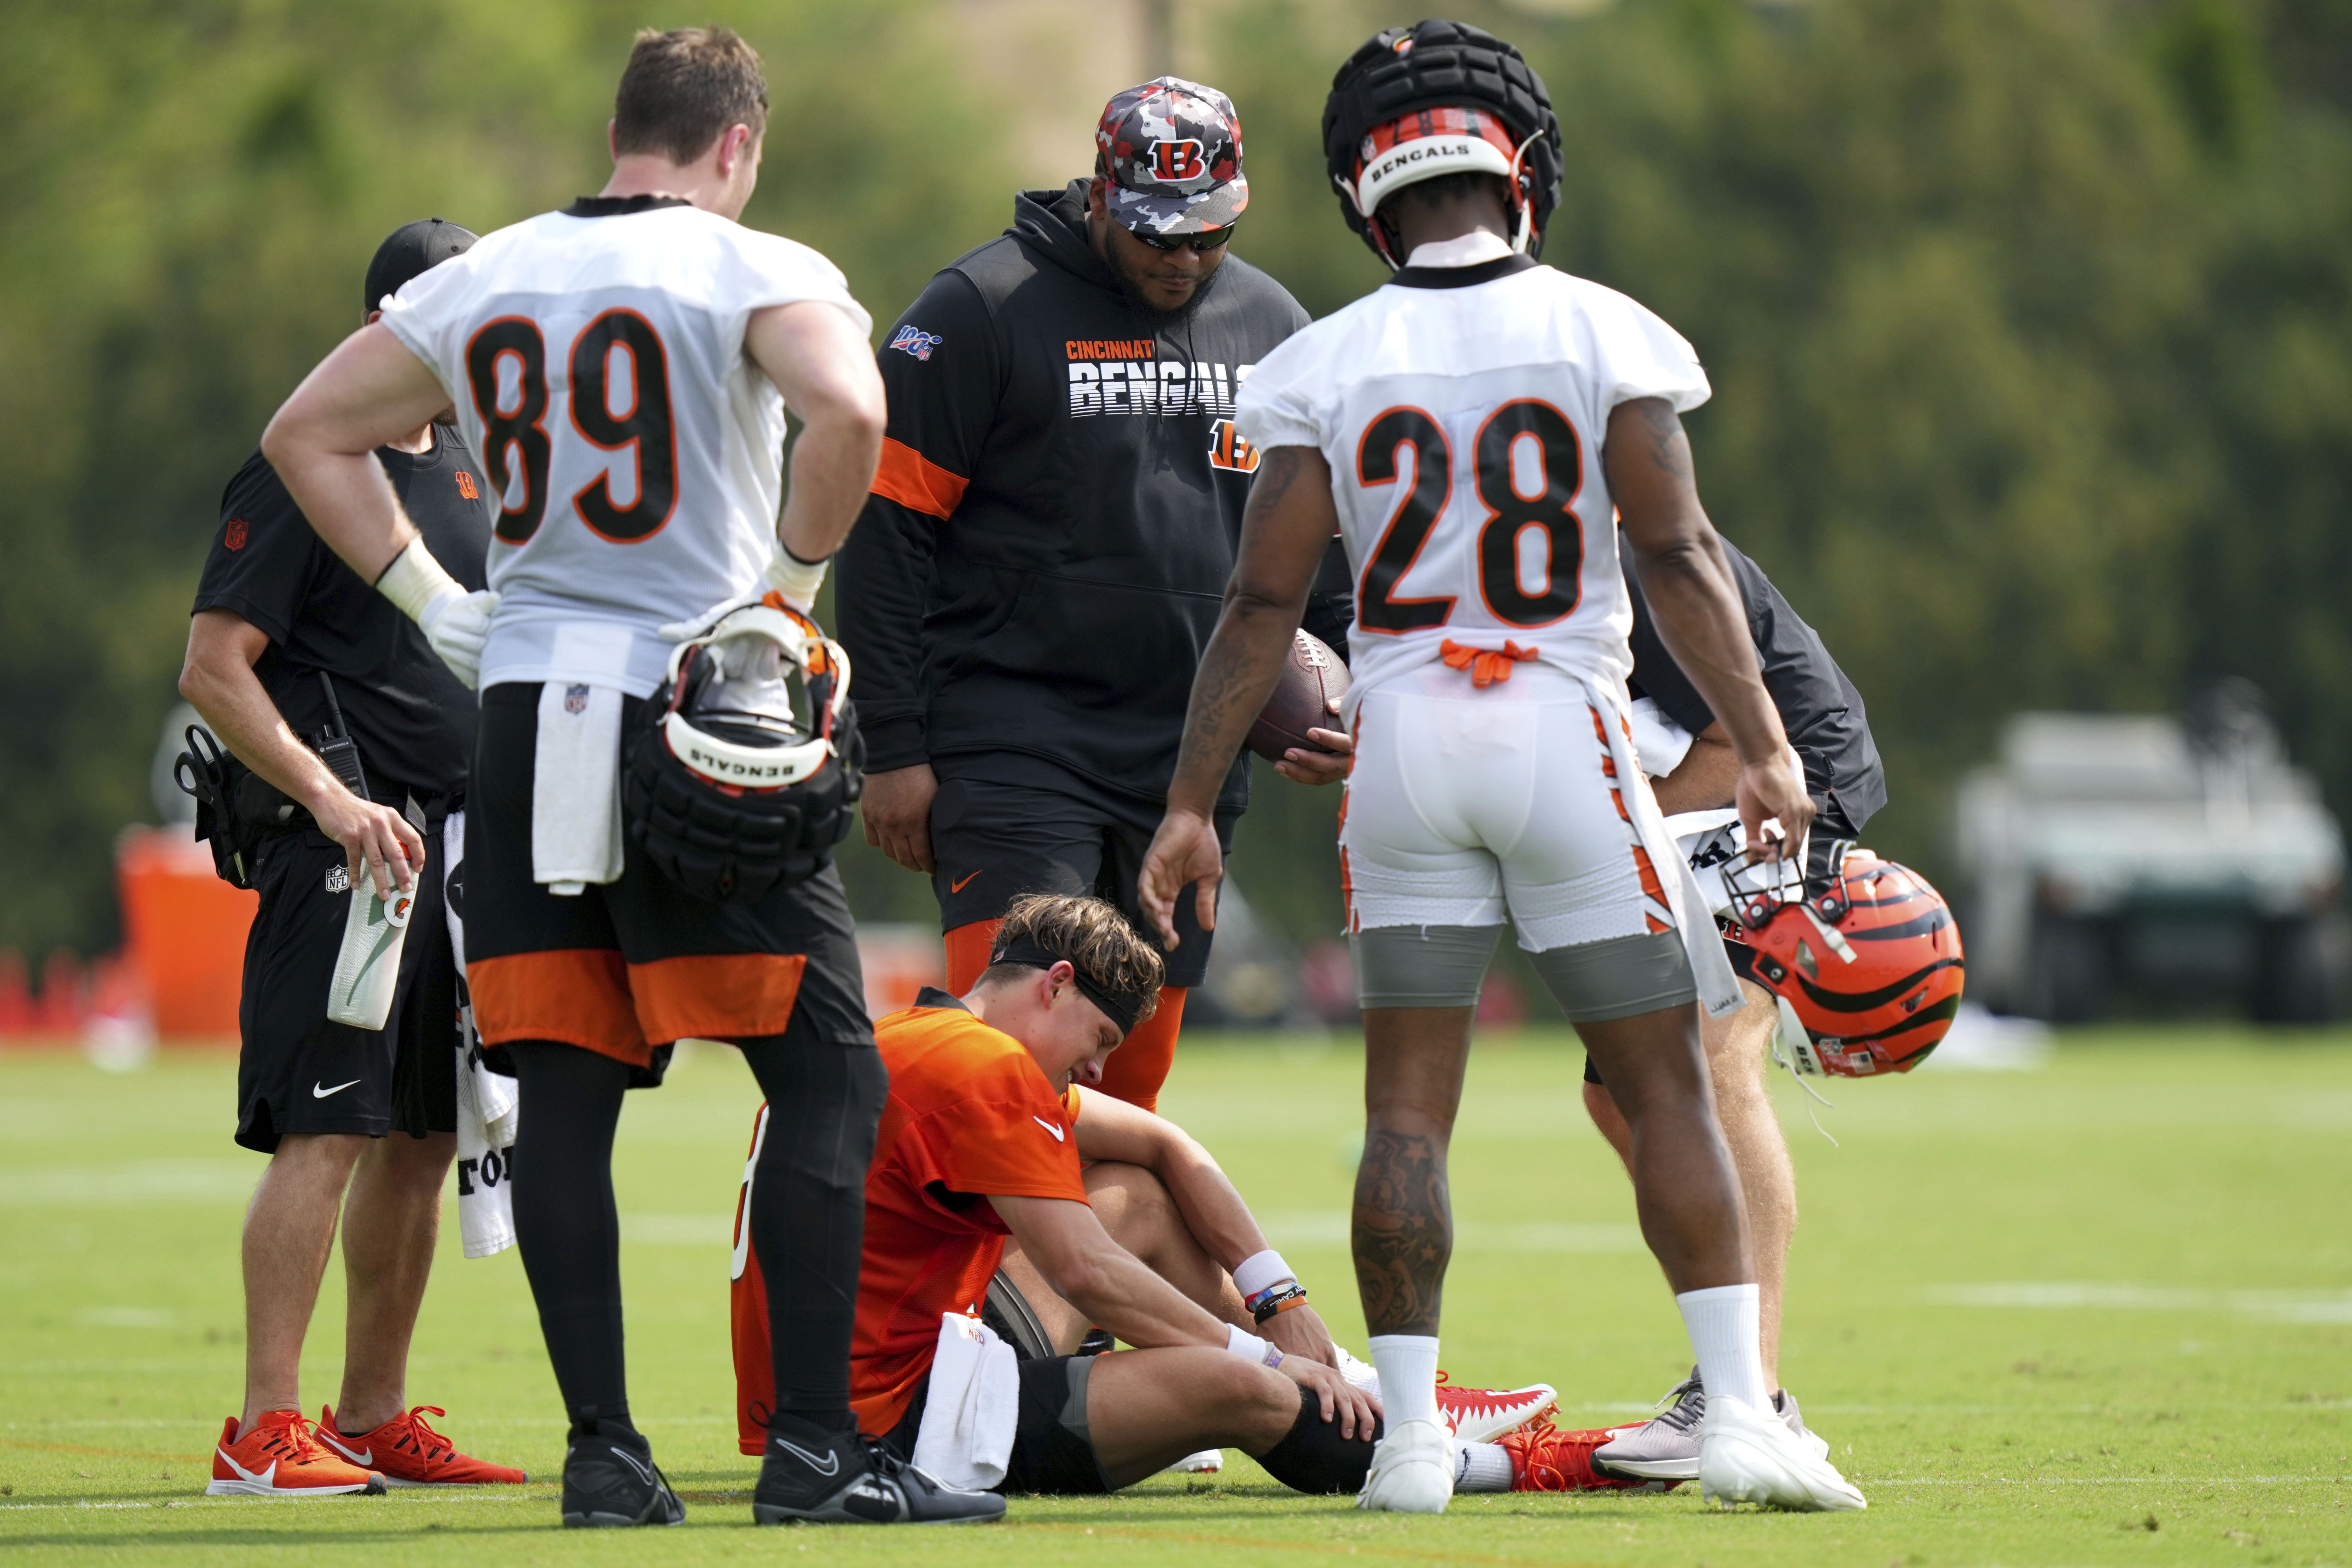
1128,224,1236,253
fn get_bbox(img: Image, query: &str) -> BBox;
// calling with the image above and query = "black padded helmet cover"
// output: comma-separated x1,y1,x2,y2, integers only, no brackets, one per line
1322,19,1563,261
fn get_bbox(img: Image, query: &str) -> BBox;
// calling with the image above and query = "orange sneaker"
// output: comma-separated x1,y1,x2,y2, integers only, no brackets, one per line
207,1410,385,1497
317,1405,527,1486
1498,1419,1672,1493
1434,1372,1558,1443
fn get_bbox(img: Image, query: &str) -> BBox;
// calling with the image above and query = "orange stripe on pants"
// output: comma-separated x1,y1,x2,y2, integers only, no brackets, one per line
629,952,808,1045
469,949,649,1065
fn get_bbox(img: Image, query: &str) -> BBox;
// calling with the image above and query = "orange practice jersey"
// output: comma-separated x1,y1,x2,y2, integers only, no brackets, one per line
731,996,1086,1450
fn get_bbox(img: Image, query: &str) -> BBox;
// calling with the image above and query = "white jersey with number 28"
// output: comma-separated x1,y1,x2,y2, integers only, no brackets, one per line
381,198,872,698
1232,256,1708,714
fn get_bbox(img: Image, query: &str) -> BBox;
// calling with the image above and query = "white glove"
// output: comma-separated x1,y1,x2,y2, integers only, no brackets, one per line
419,589,499,689
657,594,762,645
376,539,499,689
764,544,828,611
654,547,828,644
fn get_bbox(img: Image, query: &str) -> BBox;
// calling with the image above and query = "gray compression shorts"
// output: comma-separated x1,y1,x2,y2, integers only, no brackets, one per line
1350,926,1698,1023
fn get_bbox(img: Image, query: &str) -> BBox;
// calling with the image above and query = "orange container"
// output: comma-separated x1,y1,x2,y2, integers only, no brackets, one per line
116,826,256,1042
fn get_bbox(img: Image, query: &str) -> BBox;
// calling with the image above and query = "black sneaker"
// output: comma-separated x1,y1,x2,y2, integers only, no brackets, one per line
752,1433,1004,1525
561,1428,686,1528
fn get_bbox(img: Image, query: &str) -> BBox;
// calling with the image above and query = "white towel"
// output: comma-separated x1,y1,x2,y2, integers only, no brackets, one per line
531,680,624,893
910,1314,1019,1491
442,809,517,1258
452,1045,518,1258
1627,696,1695,779
1581,676,1745,1018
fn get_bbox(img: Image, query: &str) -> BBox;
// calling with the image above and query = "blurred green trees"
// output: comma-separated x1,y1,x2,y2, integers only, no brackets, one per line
7,0,2352,958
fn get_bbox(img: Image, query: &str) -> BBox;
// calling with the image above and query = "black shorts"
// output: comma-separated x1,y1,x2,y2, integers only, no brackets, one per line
928,761,1233,990
463,684,869,1074
1583,934,1764,1086
235,821,458,1154
883,1355,1113,1496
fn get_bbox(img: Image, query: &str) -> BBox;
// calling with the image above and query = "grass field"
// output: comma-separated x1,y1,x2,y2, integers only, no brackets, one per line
1,1028,2347,1566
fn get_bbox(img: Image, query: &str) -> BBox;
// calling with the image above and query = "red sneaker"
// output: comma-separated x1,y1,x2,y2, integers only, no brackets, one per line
1499,1419,1676,1493
1434,1372,1558,1443
317,1405,527,1486
206,1410,385,1497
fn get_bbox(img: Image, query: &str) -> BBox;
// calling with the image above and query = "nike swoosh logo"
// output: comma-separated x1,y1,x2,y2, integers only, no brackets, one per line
950,871,982,893
316,1430,371,1464
1033,1116,1066,1143
610,1445,655,1485
313,1080,362,1099
773,1438,840,1476
217,1448,276,1487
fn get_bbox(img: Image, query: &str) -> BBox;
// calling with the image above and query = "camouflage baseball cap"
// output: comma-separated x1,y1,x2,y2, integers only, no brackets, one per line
1094,76,1250,237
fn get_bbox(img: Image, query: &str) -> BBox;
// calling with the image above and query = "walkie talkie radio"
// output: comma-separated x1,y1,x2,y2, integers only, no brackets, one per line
314,672,370,801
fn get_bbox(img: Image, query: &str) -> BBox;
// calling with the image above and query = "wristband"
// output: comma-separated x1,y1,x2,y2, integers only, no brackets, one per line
1224,1323,1283,1369
1233,1249,1296,1305
1251,1284,1309,1325
765,543,830,610
375,538,464,628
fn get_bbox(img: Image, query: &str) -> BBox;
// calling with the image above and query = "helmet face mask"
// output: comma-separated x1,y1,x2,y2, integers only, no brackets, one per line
624,602,864,903
660,606,844,791
1732,845,1968,1077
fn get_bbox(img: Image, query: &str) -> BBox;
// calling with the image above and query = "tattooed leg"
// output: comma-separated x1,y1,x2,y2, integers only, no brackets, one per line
1354,1006,1477,1336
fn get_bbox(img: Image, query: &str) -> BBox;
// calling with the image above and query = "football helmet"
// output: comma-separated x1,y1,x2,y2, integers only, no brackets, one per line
622,601,863,903
1726,844,1966,1076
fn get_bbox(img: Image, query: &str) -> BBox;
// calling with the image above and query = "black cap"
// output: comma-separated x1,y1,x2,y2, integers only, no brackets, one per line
363,218,478,317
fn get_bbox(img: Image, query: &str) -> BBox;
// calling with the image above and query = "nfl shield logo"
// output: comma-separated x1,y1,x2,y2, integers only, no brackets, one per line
565,683,590,715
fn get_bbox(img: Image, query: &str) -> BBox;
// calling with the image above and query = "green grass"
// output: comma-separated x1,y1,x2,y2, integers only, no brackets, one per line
2,1028,2348,1566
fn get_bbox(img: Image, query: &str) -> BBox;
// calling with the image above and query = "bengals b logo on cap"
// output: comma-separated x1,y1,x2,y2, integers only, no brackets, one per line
1095,76,1250,239
1150,139,1206,182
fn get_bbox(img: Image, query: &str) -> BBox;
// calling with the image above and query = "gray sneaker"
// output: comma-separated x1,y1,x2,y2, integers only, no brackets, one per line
1591,1369,1828,1483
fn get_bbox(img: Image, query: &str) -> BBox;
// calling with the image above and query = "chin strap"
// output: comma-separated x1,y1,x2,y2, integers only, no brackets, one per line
1506,129,1543,255
1337,173,1405,272
1765,993,1840,1147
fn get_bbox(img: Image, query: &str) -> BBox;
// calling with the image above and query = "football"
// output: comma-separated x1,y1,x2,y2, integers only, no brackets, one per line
1246,629,1351,762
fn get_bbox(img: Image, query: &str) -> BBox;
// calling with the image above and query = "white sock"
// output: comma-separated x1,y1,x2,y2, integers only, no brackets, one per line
1677,1283,1770,1413
1454,1441,1514,1492
1369,1334,1440,1427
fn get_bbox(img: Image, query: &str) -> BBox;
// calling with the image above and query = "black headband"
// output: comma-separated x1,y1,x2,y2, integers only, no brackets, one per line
989,935,1145,1036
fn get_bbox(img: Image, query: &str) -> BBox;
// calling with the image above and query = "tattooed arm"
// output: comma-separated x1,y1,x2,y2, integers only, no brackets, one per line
1606,396,1812,858
1137,445,1339,947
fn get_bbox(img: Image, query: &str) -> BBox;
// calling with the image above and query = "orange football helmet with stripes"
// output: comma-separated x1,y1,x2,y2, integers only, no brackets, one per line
1727,845,1966,1076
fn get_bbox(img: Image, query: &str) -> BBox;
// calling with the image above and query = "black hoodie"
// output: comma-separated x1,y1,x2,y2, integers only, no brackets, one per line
835,181,1351,812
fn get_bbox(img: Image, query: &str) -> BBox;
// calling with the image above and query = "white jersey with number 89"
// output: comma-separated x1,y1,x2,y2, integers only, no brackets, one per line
1232,255,1707,714
381,198,871,698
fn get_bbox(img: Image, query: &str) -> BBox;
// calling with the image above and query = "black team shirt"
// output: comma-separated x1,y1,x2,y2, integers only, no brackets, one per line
191,429,492,798
836,180,1353,814
1624,536,1886,839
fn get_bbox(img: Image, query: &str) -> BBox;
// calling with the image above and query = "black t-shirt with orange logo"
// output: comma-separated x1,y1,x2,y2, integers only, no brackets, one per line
732,989,1088,1447
191,431,491,798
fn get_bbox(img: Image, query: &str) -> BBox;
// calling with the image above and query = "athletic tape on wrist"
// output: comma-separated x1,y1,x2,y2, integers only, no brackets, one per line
374,538,463,625
765,546,829,609
1225,1323,1283,1369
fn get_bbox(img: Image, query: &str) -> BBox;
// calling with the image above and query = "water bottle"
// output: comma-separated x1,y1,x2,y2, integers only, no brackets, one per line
327,872,413,1031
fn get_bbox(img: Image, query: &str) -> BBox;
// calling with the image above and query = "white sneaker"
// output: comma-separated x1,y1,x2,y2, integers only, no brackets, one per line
1698,1394,1866,1512
1159,1449,1223,1475
1356,1417,1454,1514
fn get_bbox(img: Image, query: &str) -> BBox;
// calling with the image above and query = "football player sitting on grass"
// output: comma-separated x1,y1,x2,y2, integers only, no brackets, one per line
731,894,1625,1508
